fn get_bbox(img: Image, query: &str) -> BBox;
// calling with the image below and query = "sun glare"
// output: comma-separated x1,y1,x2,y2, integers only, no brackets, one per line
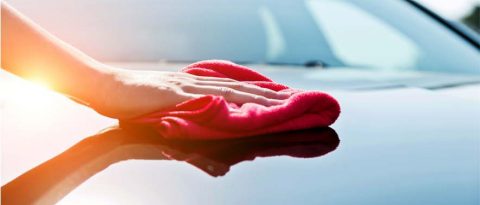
28,76,53,90
1,72,60,109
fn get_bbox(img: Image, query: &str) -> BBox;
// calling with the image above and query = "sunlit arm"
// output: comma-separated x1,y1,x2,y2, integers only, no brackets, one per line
1,2,113,106
1,2,287,119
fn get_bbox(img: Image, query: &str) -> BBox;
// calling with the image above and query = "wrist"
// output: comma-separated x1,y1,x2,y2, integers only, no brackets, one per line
74,63,120,109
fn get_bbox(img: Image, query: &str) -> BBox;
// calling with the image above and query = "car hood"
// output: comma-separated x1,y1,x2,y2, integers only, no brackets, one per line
248,64,480,90
1,64,479,205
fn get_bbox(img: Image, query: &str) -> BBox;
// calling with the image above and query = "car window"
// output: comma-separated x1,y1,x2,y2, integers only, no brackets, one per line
9,0,480,73
307,0,420,70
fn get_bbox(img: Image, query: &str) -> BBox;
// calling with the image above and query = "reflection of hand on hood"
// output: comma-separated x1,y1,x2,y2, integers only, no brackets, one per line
2,125,339,205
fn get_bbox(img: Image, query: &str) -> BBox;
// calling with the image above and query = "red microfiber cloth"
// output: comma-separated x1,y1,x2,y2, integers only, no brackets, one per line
129,60,341,140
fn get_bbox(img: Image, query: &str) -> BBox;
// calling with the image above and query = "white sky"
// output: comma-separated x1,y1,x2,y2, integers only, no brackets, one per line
416,0,479,19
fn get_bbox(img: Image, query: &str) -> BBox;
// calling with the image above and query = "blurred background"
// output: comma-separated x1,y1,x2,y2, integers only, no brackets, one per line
5,0,479,64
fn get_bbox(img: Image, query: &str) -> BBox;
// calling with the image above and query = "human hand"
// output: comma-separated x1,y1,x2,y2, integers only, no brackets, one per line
0,3,288,120
93,67,289,119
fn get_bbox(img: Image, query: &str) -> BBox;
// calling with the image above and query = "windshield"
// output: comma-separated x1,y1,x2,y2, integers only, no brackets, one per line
14,0,480,73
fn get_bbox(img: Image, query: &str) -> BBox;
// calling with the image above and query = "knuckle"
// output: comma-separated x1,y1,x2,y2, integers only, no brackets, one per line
165,79,184,86
253,95,267,102
231,83,244,90
180,84,195,92
177,76,194,83
260,88,271,96
220,87,235,97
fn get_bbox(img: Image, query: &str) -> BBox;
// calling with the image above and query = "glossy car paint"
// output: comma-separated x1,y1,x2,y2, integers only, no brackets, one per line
1,64,479,204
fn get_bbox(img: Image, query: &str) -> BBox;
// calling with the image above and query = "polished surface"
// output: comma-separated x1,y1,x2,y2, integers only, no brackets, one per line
1,67,479,205
2,125,339,205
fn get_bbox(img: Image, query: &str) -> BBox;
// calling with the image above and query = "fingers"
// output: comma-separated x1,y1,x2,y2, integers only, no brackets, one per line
180,73,237,82
183,85,284,106
195,81,289,100
171,72,289,105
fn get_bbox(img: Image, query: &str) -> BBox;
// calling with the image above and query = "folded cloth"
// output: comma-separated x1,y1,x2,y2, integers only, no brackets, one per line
128,60,341,140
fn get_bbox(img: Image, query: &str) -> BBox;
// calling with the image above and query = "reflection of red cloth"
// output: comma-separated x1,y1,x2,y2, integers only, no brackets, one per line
159,127,340,177
130,60,341,140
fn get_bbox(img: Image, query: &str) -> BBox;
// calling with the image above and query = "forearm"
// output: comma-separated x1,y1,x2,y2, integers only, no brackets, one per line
0,3,287,119
1,2,114,105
